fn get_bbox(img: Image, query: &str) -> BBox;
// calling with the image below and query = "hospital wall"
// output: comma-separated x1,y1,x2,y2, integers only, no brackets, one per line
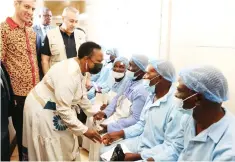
167,0,235,114
86,0,235,114
0,0,234,113
86,0,162,58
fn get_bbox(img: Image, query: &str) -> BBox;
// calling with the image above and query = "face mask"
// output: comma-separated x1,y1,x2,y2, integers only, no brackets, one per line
86,60,103,74
126,69,141,80
174,97,193,115
112,71,125,79
142,75,160,94
174,93,198,113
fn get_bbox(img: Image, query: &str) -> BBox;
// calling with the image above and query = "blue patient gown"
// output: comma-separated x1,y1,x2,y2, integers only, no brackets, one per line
176,109,235,161
103,79,149,133
149,109,235,161
100,85,186,158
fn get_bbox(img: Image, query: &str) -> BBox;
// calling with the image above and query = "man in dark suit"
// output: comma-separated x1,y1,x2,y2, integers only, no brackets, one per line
1,62,14,161
33,7,53,80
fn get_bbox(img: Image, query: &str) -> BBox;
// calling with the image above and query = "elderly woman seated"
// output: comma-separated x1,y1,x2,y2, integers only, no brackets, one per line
82,57,130,151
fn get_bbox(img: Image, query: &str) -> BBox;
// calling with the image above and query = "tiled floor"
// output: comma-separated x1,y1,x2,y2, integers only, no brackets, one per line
10,146,89,161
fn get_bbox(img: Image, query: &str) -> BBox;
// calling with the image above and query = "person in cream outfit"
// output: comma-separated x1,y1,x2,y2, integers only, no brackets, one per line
41,6,86,75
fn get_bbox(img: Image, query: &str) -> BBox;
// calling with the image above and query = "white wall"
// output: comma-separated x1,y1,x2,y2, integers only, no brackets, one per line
86,0,235,113
0,0,44,24
86,0,162,59
0,0,14,22
168,0,235,113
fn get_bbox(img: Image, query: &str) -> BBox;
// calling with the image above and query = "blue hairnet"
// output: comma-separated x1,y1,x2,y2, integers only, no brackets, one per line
113,57,129,69
179,66,229,103
106,48,119,57
131,54,148,72
149,60,176,82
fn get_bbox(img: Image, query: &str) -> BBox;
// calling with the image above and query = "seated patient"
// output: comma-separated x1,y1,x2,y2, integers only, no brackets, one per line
100,60,182,161
148,65,235,161
100,56,130,111
82,57,129,151
93,54,149,133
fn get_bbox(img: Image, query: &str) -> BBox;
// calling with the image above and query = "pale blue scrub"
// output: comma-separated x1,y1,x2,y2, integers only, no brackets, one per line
103,79,149,133
101,86,185,157
176,109,235,161
111,75,129,95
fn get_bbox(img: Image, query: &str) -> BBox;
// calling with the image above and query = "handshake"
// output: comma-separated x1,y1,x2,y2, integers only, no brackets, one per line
83,128,122,145
83,111,123,145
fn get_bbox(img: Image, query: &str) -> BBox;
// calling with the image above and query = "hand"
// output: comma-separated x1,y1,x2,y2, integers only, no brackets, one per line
93,111,105,121
101,133,113,145
100,104,107,111
102,130,124,145
86,84,92,90
147,157,154,161
85,80,92,90
124,153,141,161
83,129,102,143
98,124,107,134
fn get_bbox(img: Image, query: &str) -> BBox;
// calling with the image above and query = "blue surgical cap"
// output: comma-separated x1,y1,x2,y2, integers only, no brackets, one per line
106,48,119,57
179,65,229,103
149,60,176,82
131,54,148,72
113,57,129,69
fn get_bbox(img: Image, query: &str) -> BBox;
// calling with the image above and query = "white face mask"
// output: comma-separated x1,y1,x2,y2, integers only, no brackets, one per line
112,71,125,79
174,93,198,111
142,75,160,94
126,69,141,80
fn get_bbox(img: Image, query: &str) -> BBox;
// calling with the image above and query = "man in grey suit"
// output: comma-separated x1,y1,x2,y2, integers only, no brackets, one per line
33,7,53,80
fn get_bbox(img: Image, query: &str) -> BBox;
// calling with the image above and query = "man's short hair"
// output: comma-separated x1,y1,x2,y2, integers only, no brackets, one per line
78,42,101,59
62,7,79,17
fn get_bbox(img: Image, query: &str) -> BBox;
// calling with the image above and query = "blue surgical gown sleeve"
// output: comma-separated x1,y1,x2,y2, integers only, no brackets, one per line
141,109,186,161
100,71,114,94
123,97,150,138
107,94,147,133
123,113,145,139
87,87,96,100
103,95,119,117
96,63,114,94
91,73,100,82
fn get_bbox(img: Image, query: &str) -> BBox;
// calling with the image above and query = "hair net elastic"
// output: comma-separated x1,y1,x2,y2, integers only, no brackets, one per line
113,57,129,69
106,48,119,57
179,65,229,103
149,60,176,82
131,54,148,72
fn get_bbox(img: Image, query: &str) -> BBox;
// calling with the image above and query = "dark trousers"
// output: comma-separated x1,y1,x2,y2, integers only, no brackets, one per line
12,96,26,161
1,131,10,161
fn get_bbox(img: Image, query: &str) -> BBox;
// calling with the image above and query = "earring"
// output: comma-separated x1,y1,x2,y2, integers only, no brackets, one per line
86,62,88,71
